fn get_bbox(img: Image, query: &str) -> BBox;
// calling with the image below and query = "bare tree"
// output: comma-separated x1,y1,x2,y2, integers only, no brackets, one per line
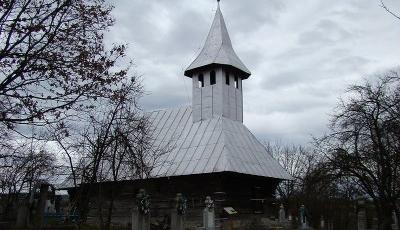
318,70,400,230
380,0,400,20
0,1,161,228
0,0,132,129
0,140,55,220
78,102,168,229
268,140,366,228
266,142,314,204
50,78,169,229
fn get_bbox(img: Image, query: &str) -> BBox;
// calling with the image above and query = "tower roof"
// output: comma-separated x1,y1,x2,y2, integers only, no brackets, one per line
184,4,251,78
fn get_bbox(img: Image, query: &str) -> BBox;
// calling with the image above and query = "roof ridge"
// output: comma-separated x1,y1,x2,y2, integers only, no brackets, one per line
146,105,191,114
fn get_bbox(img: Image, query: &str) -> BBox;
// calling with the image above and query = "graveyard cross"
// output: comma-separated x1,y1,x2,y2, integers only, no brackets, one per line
175,193,187,216
205,196,214,212
136,189,151,215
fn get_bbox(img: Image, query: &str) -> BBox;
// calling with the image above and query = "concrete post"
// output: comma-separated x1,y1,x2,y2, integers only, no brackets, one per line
203,196,215,230
132,208,150,230
357,200,367,230
278,204,285,223
171,210,183,230
132,209,141,230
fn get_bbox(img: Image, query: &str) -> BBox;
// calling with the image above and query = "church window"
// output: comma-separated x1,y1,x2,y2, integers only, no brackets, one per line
234,75,239,89
198,74,204,88
210,70,216,85
225,72,230,85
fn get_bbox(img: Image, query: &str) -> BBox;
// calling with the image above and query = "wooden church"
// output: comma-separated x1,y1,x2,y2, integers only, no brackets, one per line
63,1,291,227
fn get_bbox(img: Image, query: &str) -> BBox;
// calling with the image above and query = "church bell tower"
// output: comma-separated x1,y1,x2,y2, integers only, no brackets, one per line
184,2,251,123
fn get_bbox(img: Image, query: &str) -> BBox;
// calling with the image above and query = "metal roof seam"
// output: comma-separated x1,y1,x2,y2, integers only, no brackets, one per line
181,119,212,174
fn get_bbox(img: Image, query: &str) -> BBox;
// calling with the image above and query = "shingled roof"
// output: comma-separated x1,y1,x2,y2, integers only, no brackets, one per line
184,4,251,78
150,106,291,180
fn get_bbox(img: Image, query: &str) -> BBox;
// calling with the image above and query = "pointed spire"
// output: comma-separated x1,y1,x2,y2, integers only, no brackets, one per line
184,2,251,78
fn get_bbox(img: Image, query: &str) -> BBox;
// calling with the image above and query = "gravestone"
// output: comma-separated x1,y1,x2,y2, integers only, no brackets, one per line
132,189,150,230
278,204,285,223
171,193,186,230
203,196,215,230
357,200,366,230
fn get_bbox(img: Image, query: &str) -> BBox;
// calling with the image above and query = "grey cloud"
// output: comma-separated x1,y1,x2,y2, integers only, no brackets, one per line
224,0,286,33
262,70,313,90
259,55,370,97
334,56,370,72
104,0,400,145
141,90,189,111
298,19,352,46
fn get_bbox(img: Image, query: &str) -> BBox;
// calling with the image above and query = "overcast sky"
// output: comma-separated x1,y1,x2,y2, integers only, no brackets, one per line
105,0,400,145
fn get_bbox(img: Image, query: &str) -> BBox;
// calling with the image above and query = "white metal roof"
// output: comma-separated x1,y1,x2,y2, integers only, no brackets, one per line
150,106,291,180
184,4,251,78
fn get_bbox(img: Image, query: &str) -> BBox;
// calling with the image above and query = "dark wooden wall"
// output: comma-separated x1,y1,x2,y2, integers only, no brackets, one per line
68,172,281,226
